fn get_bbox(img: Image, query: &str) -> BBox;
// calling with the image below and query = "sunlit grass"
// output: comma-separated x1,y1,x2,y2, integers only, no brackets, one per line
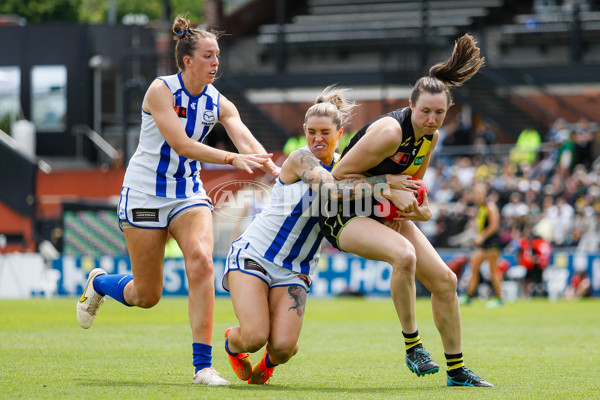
0,296,598,399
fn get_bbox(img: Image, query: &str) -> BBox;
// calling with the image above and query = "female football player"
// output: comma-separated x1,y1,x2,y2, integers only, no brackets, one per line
321,34,493,387
76,15,278,386
222,86,415,384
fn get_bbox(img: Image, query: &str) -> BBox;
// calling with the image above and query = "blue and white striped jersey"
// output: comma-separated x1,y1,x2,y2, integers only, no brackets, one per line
241,152,337,276
122,73,221,198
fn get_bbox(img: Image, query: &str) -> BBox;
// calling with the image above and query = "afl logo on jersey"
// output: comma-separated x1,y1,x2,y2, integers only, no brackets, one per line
203,110,216,124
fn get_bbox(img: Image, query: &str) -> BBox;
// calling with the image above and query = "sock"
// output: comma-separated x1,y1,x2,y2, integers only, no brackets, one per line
403,330,422,353
193,343,212,373
93,274,133,306
225,338,238,356
264,352,278,368
445,352,465,376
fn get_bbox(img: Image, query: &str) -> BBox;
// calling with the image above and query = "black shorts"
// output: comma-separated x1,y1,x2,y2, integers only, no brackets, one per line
525,265,544,284
478,233,503,250
319,197,379,250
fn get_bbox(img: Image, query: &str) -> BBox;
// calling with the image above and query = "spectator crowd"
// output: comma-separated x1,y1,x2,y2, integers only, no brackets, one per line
239,115,599,300
423,117,600,255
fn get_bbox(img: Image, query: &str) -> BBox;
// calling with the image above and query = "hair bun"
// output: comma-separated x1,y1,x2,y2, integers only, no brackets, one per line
172,17,190,40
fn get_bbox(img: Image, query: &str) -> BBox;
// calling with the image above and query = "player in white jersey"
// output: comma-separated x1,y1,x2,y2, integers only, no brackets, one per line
221,86,417,384
76,15,279,386
122,75,224,199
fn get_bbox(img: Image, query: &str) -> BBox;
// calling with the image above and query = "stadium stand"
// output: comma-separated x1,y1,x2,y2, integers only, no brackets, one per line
453,69,552,136
62,209,126,256
213,78,289,151
257,0,503,48
498,1,600,62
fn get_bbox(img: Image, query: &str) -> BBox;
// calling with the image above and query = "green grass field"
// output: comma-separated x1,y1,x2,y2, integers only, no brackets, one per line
1,296,598,399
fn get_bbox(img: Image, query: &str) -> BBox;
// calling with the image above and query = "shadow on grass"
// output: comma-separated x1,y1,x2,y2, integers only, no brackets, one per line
224,383,446,394
76,379,187,389
79,378,445,394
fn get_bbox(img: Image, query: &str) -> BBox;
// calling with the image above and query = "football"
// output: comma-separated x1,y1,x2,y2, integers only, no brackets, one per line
411,177,427,205
377,178,427,220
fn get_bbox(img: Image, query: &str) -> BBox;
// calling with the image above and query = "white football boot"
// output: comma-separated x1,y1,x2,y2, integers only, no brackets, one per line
193,367,231,386
76,268,107,329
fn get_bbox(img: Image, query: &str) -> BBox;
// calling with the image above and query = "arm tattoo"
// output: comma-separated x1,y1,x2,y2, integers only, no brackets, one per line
332,175,388,200
293,149,388,201
288,286,307,318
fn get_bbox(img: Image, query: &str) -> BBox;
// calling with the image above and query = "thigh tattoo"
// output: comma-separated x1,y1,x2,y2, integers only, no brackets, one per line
288,286,307,317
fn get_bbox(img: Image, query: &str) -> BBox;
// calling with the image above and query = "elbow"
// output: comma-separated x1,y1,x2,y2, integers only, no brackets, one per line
170,140,190,158
332,170,350,180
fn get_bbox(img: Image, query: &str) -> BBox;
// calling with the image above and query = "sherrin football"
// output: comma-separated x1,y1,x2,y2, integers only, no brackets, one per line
377,178,427,220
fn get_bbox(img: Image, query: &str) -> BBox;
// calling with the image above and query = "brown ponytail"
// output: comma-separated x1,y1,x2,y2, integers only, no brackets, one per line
429,34,485,87
410,34,485,108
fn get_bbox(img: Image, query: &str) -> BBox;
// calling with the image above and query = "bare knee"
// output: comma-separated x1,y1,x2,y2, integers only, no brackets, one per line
184,244,214,283
390,246,417,276
268,341,299,364
431,267,458,298
240,329,269,354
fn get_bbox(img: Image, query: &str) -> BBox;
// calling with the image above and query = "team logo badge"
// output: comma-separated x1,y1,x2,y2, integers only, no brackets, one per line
203,110,216,123
390,152,409,165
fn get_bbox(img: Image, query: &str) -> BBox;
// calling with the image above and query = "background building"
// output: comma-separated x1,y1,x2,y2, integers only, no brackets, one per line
1,0,599,297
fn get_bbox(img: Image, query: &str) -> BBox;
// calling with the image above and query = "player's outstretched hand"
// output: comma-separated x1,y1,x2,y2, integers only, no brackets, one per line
264,159,281,177
231,153,273,174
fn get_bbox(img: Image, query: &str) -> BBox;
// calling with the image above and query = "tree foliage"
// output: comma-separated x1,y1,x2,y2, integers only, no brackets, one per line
1,0,205,25
79,0,163,24
171,0,205,25
0,0,82,23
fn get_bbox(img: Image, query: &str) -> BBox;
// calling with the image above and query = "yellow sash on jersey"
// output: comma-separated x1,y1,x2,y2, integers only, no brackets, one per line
476,205,488,232
402,136,431,176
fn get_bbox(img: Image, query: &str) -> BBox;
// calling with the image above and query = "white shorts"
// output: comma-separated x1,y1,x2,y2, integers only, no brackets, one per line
222,237,312,292
118,186,213,229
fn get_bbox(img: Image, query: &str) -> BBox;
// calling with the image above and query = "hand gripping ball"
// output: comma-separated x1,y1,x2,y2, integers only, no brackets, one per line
377,178,427,220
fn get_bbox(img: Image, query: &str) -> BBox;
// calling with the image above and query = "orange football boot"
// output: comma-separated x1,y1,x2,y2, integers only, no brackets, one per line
248,352,275,385
224,327,253,381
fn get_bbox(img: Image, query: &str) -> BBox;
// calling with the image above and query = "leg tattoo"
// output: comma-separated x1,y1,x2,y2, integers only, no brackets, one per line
287,286,306,317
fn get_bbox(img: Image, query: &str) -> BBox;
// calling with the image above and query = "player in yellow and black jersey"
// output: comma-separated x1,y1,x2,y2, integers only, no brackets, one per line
319,34,492,387
459,182,503,308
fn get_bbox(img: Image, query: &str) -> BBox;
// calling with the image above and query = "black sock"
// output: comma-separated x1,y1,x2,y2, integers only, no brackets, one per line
403,330,422,354
445,352,465,376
